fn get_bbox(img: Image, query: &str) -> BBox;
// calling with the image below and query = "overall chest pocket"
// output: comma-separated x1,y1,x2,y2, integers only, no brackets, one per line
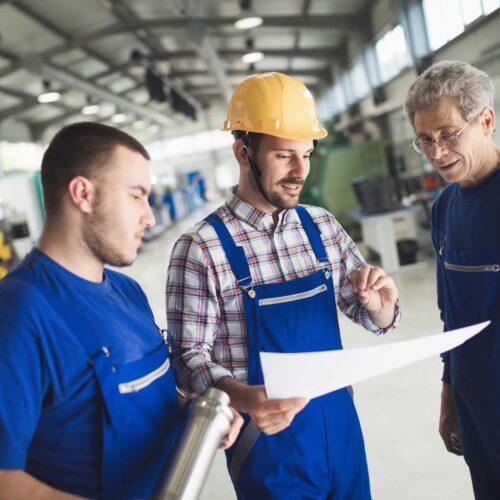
118,356,171,394
258,283,327,306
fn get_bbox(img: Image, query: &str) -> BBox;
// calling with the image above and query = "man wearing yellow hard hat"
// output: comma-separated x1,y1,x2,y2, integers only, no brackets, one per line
167,72,400,498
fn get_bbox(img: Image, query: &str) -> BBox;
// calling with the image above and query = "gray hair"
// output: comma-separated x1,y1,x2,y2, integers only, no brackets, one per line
405,60,495,128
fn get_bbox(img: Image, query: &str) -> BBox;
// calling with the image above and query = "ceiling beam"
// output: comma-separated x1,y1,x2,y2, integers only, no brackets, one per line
107,0,202,108
187,21,231,103
7,0,195,122
79,14,358,41
168,68,328,79
154,47,342,61
0,101,39,122
24,56,176,126
26,82,145,135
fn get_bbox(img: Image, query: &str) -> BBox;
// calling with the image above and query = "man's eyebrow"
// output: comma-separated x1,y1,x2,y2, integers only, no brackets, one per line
129,185,149,195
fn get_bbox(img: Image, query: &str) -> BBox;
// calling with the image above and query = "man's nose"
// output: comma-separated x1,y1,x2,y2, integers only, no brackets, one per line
292,156,309,176
430,139,448,159
143,201,156,228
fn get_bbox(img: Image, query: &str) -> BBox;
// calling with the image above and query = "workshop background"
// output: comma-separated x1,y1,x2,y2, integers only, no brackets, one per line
0,1,499,498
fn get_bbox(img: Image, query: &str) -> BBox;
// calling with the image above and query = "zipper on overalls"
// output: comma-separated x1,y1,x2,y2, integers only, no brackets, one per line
118,357,171,394
258,283,328,306
444,262,500,272
439,235,446,256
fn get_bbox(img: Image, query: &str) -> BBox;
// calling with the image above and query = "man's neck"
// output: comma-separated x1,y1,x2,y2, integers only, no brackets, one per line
37,225,104,283
235,183,281,218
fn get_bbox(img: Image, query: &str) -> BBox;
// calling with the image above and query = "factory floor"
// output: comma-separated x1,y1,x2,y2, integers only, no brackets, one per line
122,201,474,500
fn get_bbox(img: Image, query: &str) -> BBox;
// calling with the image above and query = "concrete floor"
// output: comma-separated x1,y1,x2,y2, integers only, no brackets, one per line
121,202,474,500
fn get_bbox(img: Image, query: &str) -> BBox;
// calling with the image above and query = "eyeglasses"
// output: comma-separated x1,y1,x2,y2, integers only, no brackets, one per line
411,112,481,155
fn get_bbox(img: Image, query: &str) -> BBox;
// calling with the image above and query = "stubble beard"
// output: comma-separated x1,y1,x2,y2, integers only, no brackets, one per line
264,178,304,210
84,205,135,268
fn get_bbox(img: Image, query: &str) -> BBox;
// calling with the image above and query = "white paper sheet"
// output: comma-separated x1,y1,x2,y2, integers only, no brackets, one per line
260,321,490,400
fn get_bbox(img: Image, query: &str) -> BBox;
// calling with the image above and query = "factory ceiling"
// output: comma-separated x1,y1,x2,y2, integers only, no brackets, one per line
0,0,370,144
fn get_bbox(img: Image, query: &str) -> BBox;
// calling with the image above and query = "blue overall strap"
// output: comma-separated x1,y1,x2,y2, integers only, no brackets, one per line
204,213,253,288
295,205,329,265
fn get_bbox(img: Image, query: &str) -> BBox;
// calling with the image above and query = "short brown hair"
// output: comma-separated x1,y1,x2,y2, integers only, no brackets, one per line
41,122,150,216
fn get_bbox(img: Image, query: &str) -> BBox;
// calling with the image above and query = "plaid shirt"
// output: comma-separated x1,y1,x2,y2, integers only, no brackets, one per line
166,188,400,393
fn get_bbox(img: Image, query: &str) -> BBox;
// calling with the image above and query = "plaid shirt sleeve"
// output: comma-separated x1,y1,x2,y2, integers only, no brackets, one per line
309,207,401,335
166,227,233,393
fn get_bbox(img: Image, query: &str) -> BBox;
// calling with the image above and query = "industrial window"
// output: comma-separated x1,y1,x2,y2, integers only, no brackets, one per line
375,25,411,83
317,81,347,121
349,59,370,100
423,0,499,50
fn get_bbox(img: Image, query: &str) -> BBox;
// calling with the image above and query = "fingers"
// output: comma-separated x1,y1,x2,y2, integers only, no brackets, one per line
251,397,309,435
440,430,463,456
220,409,244,449
439,424,463,456
450,432,462,455
350,264,386,291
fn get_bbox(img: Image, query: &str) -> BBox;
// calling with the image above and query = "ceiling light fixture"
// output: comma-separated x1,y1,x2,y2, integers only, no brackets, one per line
25,56,177,127
81,104,100,115
235,0,263,30
241,51,264,64
132,119,146,130
37,91,61,104
111,112,128,124
234,16,263,30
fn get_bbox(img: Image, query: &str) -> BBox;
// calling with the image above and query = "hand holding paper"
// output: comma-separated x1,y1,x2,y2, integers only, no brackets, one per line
260,321,490,400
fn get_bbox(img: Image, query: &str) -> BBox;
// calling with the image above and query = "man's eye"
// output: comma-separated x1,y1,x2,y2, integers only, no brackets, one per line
440,132,455,140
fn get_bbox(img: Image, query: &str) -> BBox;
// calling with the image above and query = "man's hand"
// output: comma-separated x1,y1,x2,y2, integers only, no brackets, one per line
220,408,244,449
439,383,462,455
243,385,309,435
214,377,308,435
349,264,398,328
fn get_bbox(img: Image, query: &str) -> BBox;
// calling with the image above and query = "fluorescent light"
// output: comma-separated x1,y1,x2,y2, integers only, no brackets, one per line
37,91,61,103
148,124,160,134
111,113,128,124
132,120,146,130
234,16,263,30
81,104,100,115
241,51,264,64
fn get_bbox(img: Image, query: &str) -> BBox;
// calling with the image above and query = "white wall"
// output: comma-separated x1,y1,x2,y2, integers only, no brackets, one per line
0,172,43,241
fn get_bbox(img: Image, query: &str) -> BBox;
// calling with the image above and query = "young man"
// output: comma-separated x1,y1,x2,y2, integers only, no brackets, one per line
0,122,241,500
406,60,500,500
167,72,400,499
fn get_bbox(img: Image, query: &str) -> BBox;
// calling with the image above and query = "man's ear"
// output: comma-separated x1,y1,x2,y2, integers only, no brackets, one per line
482,107,495,137
233,139,250,167
67,176,95,213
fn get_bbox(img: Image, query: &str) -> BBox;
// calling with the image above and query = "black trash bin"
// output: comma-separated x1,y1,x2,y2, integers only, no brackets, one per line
351,176,401,214
397,239,418,265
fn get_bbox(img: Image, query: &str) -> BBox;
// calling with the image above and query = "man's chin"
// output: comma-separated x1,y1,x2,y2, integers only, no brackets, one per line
106,253,137,268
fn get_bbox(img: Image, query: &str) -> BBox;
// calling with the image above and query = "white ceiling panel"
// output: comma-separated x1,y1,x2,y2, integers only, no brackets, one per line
0,92,22,111
0,3,63,56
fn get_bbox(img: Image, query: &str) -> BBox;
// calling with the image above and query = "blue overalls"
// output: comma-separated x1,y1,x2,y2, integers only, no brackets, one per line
206,206,371,500
85,338,181,499
23,276,182,499
434,186,500,499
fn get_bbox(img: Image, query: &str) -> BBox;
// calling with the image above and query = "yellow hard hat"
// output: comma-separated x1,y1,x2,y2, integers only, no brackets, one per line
222,72,327,140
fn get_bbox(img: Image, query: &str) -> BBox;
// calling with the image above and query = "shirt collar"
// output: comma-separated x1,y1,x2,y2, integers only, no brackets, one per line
224,185,300,231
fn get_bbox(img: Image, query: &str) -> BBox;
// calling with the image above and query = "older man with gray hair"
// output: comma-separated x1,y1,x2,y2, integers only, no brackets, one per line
406,60,500,500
